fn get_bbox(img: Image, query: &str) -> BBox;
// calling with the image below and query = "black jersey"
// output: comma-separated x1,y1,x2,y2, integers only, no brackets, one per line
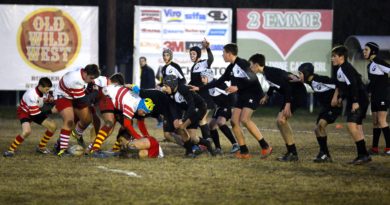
263,66,305,103
139,88,180,120
206,80,234,108
367,57,390,101
335,61,366,103
202,57,262,96
168,84,206,122
161,61,186,85
308,74,337,106
189,48,214,87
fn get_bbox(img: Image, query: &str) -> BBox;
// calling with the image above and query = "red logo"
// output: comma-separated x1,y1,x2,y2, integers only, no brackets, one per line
163,41,185,52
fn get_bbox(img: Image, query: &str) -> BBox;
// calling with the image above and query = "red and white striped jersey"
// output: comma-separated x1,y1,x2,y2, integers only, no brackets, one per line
94,76,109,88
54,68,87,100
19,87,47,116
102,84,141,119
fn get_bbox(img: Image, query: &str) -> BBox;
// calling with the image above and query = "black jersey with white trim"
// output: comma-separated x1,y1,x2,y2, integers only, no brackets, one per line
309,74,336,106
206,80,234,108
139,88,180,120
202,57,262,95
168,84,205,122
161,61,186,85
335,61,365,103
189,48,214,87
367,57,390,101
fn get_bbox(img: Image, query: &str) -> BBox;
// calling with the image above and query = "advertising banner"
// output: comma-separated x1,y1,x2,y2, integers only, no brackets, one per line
134,6,232,85
0,5,99,90
237,9,333,90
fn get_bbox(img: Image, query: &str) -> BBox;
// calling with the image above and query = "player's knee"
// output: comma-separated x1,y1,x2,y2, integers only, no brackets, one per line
64,120,74,129
104,120,115,128
22,129,32,137
277,118,286,126
217,120,225,127
47,121,57,132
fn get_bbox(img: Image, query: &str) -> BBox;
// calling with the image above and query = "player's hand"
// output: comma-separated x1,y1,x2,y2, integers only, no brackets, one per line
226,86,238,93
173,119,182,129
189,85,199,91
260,95,269,105
283,103,292,118
202,38,210,48
351,102,360,112
331,96,338,107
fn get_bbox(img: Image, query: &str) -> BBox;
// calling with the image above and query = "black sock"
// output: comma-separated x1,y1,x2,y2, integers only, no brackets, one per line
356,139,368,156
239,145,249,154
183,140,193,154
287,144,297,155
372,128,381,148
200,124,211,140
317,136,329,156
219,125,236,144
210,129,221,149
258,138,269,149
382,126,390,148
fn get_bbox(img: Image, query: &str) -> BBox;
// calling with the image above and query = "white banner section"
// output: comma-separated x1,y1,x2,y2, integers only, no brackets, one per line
133,6,232,85
0,5,98,90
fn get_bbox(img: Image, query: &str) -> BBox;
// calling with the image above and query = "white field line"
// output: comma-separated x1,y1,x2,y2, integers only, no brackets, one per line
97,166,141,178
240,127,373,137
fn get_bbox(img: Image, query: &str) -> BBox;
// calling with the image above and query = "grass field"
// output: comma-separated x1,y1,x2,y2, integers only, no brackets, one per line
0,106,389,205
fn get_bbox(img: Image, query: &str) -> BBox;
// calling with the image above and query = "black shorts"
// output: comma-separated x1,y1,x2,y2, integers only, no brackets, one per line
346,97,369,125
199,89,216,110
234,93,260,110
371,100,389,112
212,107,232,120
187,106,207,129
163,113,176,133
279,83,307,113
316,106,342,124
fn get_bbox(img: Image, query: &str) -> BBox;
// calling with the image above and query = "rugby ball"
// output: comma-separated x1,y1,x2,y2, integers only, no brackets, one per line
68,144,84,156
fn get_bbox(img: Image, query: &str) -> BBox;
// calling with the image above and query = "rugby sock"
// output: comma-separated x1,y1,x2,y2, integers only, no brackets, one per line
287,144,297,155
219,125,237,144
210,129,221,149
199,137,213,153
73,122,87,138
356,139,368,156
92,126,111,151
317,136,329,155
59,129,71,150
183,140,193,154
372,128,381,148
382,126,390,148
8,135,24,151
200,124,211,140
112,140,120,152
38,130,54,148
258,138,269,149
239,145,249,154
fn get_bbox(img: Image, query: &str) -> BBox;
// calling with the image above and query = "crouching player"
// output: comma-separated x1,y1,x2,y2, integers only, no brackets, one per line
298,63,342,162
200,69,239,154
3,77,56,157
118,131,164,159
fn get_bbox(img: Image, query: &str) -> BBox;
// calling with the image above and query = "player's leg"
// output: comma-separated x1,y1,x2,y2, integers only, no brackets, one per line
3,122,32,157
276,111,298,162
231,108,250,158
370,111,381,154
377,110,390,155
240,107,272,158
314,119,332,162
36,118,57,154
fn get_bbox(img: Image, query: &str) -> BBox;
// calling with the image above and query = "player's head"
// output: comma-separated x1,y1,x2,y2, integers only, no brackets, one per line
363,42,379,59
223,43,238,63
137,98,155,116
200,69,214,85
248,53,265,73
190,46,202,62
37,77,52,93
139,56,147,67
162,48,173,64
331,45,348,66
83,64,101,83
298,63,314,83
109,73,125,85
162,75,178,94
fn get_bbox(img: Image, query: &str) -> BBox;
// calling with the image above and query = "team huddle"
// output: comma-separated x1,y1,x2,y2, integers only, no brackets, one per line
3,40,390,165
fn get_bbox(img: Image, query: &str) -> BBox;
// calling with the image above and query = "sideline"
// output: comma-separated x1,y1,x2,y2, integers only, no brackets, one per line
97,166,141,178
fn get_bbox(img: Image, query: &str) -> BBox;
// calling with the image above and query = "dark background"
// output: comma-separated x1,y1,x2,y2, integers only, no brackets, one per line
1,0,389,105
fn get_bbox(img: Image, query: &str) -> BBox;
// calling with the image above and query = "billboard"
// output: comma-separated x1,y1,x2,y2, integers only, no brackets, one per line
237,9,333,90
134,6,232,85
0,5,99,90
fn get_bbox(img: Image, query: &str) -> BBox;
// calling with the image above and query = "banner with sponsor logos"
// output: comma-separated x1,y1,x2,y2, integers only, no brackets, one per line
134,6,232,85
237,9,333,91
0,5,98,90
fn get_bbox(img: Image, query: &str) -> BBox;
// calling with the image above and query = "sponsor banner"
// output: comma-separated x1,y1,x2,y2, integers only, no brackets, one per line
0,5,98,90
134,6,232,85
237,9,333,92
